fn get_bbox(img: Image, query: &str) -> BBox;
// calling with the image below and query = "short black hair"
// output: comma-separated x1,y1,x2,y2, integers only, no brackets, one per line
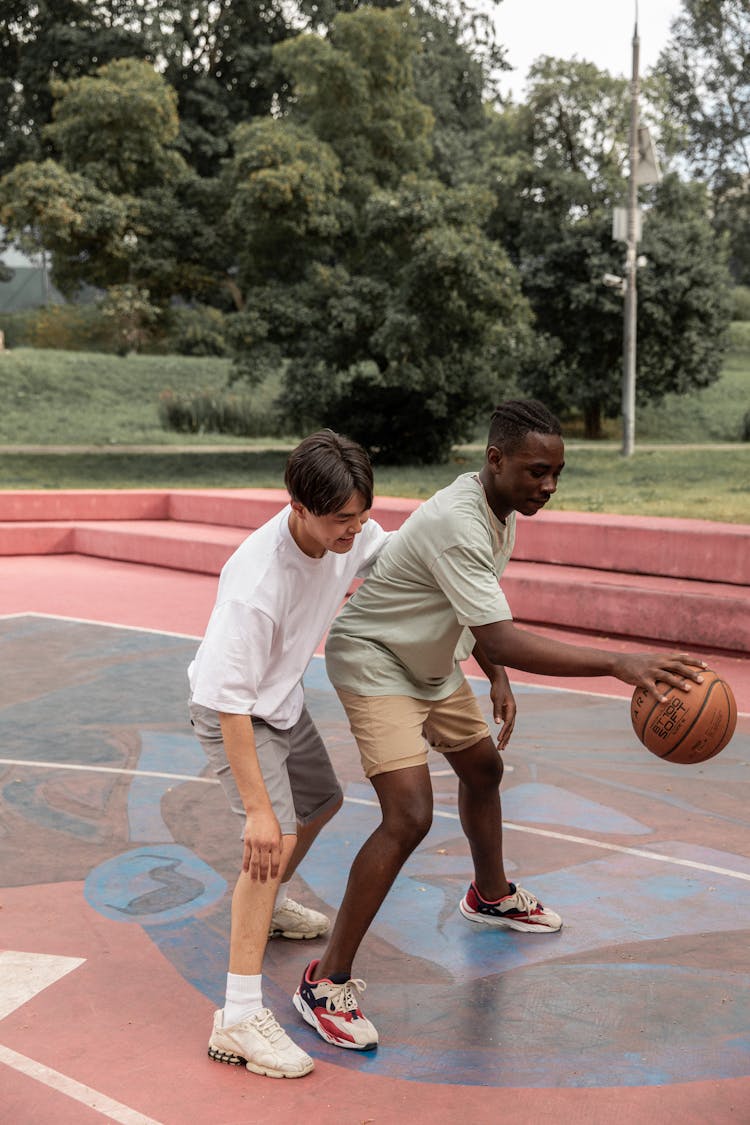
487,399,562,455
284,430,374,515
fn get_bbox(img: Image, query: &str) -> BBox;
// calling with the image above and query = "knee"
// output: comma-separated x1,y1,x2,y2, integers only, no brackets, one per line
462,744,504,791
384,793,433,849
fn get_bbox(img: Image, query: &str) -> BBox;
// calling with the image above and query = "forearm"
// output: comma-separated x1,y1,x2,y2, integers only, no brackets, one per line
472,639,509,684
219,712,273,814
472,621,617,678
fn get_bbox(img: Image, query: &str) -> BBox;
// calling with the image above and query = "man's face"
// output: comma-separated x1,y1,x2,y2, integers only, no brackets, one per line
293,490,371,556
488,432,565,519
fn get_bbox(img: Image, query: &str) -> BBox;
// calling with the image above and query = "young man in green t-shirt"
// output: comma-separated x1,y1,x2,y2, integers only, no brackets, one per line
290,399,707,1051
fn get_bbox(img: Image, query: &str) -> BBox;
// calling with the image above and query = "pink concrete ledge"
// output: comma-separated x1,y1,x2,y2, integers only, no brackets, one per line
514,509,750,586
0,489,171,522
0,490,748,590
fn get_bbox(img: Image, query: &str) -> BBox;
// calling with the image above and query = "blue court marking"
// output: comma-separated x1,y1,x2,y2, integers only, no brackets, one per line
499,781,652,835
84,845,226,927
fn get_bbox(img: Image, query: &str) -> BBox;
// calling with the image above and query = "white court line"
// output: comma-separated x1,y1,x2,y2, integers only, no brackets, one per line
343,795,750,883
4,757,748,884
0,1044,163,1125
0,758,218,785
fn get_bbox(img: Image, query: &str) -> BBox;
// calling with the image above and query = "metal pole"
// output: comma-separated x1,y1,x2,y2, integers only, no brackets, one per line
621,18,640,457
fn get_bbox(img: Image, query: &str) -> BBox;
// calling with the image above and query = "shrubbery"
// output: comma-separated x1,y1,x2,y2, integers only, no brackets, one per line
732,286,750,321
158,387,282,437
0,301,229,356
165,305,228,356
0,304,120,351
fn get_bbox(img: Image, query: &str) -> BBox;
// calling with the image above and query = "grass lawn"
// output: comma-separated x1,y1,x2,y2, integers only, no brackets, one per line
0,330,748,523
0,350,289,446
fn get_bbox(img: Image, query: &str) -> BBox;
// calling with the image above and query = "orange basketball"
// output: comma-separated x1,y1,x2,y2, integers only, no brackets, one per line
631,669,737,765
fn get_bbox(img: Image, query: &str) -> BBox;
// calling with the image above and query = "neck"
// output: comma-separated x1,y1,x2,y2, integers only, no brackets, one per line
477,467,510,523
287,511,325,558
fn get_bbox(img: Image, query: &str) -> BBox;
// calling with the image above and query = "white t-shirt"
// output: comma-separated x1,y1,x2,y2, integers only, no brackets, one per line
188,505,389,727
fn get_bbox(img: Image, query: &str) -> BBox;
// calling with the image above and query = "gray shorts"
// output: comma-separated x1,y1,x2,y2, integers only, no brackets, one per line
188,701,342,836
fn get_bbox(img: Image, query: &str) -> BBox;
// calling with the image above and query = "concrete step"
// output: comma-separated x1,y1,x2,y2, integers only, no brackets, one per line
2,489,746,586
1,516,746,652
502,560,749,653
513,510,749,586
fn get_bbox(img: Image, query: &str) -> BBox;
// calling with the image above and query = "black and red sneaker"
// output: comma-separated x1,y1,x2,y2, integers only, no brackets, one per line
293,959,379,1050
459,881,563,932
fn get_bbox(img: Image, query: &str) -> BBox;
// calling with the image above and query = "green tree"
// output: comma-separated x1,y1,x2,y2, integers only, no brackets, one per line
655,0,750,281
0,57,239,304
481,57,732,438
226,6,531,462
0,1,148,176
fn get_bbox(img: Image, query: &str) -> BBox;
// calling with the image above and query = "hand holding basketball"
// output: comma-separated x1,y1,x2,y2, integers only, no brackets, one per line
611,650,707,701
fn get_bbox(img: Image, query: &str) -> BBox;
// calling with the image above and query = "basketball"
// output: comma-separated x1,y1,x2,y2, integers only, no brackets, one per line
631,669,737,764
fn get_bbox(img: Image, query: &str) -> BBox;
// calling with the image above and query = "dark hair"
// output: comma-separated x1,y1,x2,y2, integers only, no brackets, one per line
284,430,374,515
487,399,562,454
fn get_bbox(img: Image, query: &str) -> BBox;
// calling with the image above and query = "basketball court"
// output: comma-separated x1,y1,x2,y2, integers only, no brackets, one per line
1,552,749,1124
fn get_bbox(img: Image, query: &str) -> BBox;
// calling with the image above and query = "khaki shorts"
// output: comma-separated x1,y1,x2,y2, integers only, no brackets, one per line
335,679,491,778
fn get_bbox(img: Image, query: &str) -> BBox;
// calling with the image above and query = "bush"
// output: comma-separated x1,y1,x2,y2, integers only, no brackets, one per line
732,286,750,321
158,386,283,437
0,304,121,351
165,305,228,356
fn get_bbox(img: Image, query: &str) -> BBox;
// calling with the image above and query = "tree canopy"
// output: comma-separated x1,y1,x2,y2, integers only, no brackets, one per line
0,0,737,458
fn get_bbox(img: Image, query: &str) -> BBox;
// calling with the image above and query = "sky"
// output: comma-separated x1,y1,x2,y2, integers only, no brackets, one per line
493,0,685,100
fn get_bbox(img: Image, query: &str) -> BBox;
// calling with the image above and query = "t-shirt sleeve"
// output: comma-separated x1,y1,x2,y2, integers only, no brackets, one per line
429,543,512,627
354,519,393,579
189,600,274,713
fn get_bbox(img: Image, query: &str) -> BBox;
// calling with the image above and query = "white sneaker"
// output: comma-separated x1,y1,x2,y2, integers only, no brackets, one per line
459,881,563,933
269,897,330,940
208,1008,314,1078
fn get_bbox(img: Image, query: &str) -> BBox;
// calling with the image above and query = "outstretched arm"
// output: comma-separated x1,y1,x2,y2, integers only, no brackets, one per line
470,620,706,702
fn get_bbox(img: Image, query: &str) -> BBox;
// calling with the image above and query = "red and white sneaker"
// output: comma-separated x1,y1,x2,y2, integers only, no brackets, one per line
459,881,563,932
293,959,379,1050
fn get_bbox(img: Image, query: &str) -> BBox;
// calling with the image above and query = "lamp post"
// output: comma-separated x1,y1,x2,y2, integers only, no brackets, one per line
621,17,640,458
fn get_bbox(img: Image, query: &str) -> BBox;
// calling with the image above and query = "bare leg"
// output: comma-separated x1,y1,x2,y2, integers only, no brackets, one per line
315,766,433,979
228,834,297,974
282,796,343,884
446,736,511,901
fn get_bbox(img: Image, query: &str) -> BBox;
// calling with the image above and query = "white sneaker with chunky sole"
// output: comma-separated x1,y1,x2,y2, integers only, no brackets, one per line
269,898,330,940
208,1008,313,1078
459,881,563,932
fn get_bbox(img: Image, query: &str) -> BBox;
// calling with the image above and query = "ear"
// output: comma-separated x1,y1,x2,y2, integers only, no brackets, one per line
486,445,504,473
290,500,308,520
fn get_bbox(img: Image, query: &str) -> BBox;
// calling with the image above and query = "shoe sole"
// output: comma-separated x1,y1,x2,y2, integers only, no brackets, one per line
292,991,378,1051
208,1044,313,1079
459,899,563,933
268,927,329,940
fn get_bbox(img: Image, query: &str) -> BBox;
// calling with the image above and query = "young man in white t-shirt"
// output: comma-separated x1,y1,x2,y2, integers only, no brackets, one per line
290,400,707,1052
188,430,388,1078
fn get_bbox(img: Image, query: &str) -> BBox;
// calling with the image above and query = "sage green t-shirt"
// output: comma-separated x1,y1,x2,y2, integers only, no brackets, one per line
325,473,515,699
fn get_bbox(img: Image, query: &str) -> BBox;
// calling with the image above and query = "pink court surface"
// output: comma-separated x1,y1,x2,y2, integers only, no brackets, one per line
1,489,749,1124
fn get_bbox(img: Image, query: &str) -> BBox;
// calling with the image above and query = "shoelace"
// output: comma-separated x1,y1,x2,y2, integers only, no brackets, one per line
507,885,539,917
253,1009,287,1044
324,978,367,1014
279,899,305,916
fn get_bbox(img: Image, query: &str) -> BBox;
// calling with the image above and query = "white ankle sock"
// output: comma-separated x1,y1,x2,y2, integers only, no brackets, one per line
223,972,263,1026
274,882,290,912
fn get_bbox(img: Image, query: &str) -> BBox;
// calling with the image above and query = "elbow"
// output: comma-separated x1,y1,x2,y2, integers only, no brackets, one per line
474,620,516,667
